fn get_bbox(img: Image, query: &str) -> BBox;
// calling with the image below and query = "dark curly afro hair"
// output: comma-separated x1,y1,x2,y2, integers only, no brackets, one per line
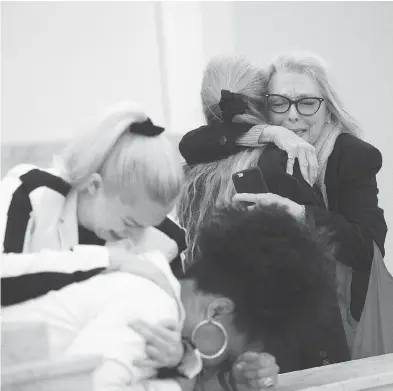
185,204,337,343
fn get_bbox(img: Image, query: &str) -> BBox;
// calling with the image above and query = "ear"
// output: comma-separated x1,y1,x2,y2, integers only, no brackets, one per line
207,297,235,320
83,173,103,197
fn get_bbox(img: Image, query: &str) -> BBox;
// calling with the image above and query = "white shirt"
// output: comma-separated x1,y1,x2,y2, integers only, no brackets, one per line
2,252,201,391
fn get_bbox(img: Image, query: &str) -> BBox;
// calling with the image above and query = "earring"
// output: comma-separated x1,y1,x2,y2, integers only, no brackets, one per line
191,319,228,359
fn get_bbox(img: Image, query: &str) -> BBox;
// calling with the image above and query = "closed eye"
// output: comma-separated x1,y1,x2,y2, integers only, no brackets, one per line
123,218,144,229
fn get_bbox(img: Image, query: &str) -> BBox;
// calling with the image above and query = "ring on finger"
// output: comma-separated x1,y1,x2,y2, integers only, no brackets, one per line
260,376,275,388
301,161,309,166
287,153,295,161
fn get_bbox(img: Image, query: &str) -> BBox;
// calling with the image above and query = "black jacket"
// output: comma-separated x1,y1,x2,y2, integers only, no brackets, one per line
307,133,387,320
180,129,387,321
181,137,351,370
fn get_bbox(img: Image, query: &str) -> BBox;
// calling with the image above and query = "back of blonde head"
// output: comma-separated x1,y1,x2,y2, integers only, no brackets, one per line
265,51,362,137
57,101,184,205
178,57,266,265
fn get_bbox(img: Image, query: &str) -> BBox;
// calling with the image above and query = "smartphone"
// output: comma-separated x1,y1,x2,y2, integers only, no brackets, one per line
232,167,268,200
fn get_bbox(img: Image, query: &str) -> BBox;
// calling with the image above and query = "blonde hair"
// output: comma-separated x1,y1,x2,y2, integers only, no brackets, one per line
57,101,184,205
178,56,267,264
265,51,362,138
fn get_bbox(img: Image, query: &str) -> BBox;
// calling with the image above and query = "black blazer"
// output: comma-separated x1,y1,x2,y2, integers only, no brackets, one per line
180,128,387,321
181,139,350,370
306,133,387,320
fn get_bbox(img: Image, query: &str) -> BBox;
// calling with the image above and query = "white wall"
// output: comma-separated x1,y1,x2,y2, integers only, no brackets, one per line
2,1,392,266
1,1,165,144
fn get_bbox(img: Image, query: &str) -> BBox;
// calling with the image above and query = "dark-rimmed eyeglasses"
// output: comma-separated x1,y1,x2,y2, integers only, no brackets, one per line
265,94,325,116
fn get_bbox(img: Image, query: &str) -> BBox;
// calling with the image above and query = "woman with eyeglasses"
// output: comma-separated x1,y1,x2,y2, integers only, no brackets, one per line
165,56,349,372
179,51,387,354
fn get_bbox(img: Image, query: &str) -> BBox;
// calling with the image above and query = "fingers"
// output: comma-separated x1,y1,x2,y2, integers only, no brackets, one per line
234,352,279,389
286,153,295,176
133,358,161,369
129,321,179,353
232,193,261,204
249,374,278,390
243,364,279,379
130,320,179,340
307,149,319,185
297,148,311,185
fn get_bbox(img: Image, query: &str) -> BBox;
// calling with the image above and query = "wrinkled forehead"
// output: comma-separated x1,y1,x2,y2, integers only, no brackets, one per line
268,71,322,99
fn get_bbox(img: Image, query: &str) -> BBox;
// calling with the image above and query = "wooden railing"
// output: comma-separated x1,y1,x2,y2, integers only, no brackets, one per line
1,322,100,391
1,322,393,390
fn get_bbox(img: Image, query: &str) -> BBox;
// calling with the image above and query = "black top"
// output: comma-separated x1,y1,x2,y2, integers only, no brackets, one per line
180,127,387,320
181,136,351,370
307,133,387,320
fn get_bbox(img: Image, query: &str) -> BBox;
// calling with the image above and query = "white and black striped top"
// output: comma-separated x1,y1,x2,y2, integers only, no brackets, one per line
1,165,186,306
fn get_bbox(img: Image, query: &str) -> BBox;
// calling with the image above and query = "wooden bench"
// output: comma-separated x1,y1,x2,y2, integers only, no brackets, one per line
2,355,101,391
2,324,392,391
1,322,100,391
276,353,393,391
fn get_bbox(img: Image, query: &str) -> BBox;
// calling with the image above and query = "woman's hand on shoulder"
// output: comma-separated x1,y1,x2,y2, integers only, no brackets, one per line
130,320,184,368
231,352,279,390
264,125,318,185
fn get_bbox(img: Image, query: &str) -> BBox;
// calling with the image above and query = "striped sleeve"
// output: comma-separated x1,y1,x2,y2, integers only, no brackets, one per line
155,217,187,278
0,166,110,305
0,165,32,253
1,246,110,278
235,124,268,147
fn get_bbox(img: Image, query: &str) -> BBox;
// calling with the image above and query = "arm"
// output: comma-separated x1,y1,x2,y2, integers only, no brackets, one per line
257,144,324,208
179,124,317,184
0,165,110,276
0,168,111,304
64,274,182,391
1,247,108,306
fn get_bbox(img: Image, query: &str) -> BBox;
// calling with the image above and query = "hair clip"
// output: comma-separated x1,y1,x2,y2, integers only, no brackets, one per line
128,118,165,137
219,89,248,123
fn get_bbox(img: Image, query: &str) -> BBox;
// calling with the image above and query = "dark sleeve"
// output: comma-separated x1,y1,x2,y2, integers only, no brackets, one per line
1,268,104,306
155,217,187,278
1,175,107,305
179,123,252,165
258,144,325,207
306,135,387,271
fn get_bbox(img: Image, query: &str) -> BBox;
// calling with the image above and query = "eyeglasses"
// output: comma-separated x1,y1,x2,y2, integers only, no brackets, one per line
265,94,325,116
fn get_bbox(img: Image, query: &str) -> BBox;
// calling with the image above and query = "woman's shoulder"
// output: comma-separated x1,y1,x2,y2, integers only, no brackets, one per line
257,143,287,171
332,133,382,174
2,164,70,196
334,133,382,161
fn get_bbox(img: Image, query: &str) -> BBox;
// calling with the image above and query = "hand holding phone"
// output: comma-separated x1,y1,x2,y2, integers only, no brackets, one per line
232,167,268,206
232,167,268,194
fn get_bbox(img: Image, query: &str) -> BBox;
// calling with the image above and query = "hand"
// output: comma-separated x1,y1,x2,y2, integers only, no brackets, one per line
130,320,184,368
264,125,318,185
106,239,140,271
231,352,279,390
132,227,179,263
233,193,305,221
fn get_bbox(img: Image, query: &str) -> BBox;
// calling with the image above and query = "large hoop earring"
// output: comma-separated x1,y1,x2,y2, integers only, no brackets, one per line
191,319,228,360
